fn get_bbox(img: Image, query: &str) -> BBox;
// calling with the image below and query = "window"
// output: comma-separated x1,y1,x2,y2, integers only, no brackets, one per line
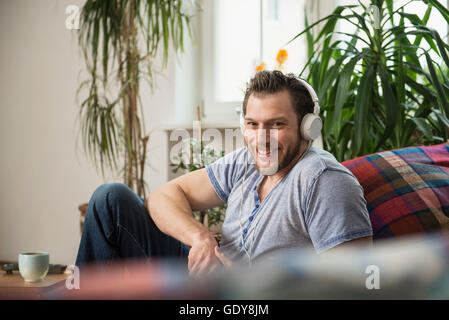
201,0,308,121
336,0,449,47
393,0,449,40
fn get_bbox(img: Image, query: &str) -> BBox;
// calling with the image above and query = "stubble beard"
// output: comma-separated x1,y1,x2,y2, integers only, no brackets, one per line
252,139,302,176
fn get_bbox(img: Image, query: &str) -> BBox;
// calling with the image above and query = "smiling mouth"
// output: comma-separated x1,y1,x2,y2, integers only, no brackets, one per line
256,147,278,159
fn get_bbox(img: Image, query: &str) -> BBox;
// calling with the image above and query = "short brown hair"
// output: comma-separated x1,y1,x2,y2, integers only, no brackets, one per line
242,70,314,128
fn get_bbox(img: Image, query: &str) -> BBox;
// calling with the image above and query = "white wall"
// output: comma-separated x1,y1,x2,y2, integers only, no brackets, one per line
0,0,178,265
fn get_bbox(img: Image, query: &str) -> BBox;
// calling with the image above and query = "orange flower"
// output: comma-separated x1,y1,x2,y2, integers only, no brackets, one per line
255,62,266,72
276,49,288,65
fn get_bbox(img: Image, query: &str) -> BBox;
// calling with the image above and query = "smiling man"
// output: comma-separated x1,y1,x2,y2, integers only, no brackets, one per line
76,71,373,275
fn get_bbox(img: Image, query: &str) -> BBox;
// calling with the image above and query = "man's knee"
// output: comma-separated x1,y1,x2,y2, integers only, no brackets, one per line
92,182,132,201
87,183,136,219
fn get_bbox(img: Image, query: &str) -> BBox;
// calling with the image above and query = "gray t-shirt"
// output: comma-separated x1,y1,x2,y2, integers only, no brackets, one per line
205,146,372,265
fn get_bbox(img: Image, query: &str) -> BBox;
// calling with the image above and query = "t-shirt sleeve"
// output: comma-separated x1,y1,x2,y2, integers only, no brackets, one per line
304,169,373,253
205,148,248,203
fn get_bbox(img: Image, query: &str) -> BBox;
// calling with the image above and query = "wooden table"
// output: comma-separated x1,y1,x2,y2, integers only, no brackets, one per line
0,270,71,299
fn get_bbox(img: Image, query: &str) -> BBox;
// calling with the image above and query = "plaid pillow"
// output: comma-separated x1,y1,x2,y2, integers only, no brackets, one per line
342,143,449,240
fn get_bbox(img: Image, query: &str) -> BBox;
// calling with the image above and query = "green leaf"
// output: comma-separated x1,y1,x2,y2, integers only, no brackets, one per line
286,6,349,47
424,51,449,117
413,5,432,47
397,12,438,53
353,65,375,156
318,55,345,101
304,12,314,60
423,0,449,23
433,109,449,128
333,53,364,136
430,29,449,69
376,63,398,149
411,118,433,139
396,43,405,109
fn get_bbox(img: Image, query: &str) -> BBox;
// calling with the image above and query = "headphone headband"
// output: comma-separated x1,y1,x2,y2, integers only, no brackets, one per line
296,78,320,116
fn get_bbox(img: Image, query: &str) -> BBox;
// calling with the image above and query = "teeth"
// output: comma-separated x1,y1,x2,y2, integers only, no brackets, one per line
257,150,272,159
257,148,276,154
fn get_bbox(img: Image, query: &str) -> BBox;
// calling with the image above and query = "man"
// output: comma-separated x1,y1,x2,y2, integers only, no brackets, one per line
76,71,373,275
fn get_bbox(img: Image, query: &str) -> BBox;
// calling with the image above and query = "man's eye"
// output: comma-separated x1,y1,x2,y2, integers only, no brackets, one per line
273,122,284,127
247,122,257,126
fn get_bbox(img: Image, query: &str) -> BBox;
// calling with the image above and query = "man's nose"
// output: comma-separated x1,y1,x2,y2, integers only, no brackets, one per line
256,129,277,145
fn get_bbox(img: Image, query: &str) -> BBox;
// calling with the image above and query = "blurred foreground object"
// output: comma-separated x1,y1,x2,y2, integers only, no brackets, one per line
54,232,449,299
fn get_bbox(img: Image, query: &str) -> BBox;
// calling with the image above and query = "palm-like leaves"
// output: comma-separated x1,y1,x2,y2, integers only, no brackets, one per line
290,0,449,161
77,0,192,197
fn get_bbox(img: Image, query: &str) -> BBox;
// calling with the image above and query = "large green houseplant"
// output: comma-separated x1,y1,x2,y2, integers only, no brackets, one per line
77,0,194,198
290,0,449,161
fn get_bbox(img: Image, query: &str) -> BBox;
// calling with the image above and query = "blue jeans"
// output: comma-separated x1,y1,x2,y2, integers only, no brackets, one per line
75,183,190,268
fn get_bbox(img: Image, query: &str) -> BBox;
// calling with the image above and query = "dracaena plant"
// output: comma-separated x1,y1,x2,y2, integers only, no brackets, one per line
77,0,194,198
290,0,449,161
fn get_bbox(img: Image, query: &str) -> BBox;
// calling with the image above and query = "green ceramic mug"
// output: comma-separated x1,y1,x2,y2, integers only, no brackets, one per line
18,252,49,282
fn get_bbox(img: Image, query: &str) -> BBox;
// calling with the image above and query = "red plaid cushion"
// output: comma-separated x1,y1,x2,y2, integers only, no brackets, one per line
342,143,449,240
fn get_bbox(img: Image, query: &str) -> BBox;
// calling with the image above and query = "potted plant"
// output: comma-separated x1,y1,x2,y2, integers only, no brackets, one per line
76,0,196,231
289,0,449,161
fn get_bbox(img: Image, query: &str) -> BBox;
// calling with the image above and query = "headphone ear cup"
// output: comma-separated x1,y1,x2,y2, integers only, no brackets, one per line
300,114,323,141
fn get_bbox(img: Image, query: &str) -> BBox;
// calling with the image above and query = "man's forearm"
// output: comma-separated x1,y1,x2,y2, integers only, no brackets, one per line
146,182,212,247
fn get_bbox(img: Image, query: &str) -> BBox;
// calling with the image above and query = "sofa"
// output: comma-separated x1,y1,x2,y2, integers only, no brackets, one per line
342,142,449,240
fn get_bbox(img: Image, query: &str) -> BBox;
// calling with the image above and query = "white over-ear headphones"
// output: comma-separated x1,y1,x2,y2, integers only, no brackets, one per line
240,78,322,141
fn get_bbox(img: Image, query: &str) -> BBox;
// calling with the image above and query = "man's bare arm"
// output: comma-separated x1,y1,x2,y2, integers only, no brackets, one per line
146,168,225,274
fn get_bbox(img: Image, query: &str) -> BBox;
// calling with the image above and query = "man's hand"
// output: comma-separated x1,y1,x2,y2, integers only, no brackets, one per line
214,246,233,268
188,232,221,276
146,168,225,276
